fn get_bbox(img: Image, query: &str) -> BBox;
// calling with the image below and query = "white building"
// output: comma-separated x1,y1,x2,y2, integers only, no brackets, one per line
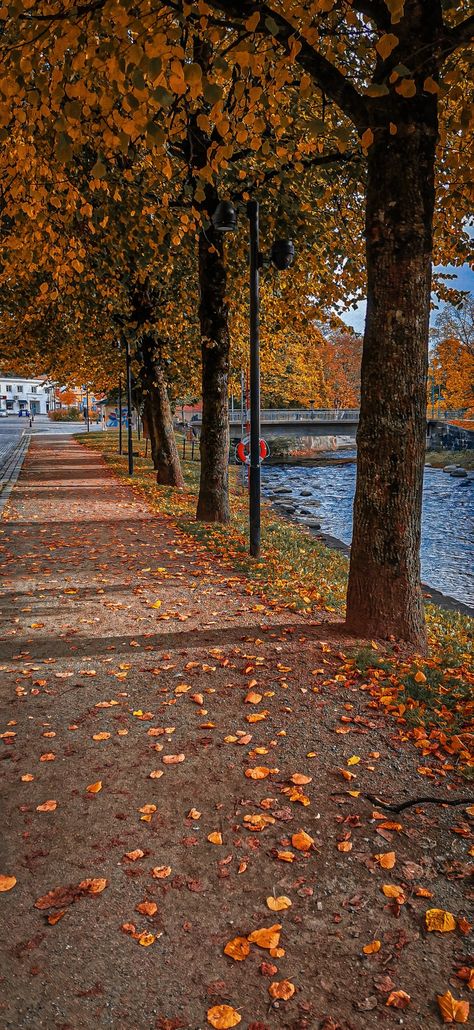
0,377,55,416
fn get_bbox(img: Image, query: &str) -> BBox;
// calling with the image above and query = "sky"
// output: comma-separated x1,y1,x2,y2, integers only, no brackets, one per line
340,262,474,334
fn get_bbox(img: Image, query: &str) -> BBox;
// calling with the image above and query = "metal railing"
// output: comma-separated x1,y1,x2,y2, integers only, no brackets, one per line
189,408,360,424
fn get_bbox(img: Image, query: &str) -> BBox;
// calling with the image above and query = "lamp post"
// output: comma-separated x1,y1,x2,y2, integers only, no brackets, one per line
212,199,295,557
118,374,123,454
124,335,134,476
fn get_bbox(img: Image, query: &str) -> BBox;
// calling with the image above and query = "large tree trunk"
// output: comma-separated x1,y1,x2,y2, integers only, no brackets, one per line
140,332,184,488
345,100,438,649
196,223,231,523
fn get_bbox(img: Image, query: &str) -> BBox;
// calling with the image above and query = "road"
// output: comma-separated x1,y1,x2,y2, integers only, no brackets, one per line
0,416,87,472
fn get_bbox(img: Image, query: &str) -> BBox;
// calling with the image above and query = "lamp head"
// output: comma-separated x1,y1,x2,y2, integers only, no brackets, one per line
212,201,238,232
270,239,295,271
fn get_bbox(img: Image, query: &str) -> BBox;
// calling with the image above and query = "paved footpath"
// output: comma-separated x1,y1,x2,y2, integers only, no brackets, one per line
0,437,471,1030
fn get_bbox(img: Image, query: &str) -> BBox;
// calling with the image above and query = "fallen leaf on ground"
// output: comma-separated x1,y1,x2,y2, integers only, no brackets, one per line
208,832,223,845
290,773,312,785
207,1005,241,1028
87,781,102,793
374,852,396,869
151,866,171,878
426,908,456,932
266,896,292,911
136,901,158,916
162,754,185,764
362,940,381,954
268,980,295,1000
292,830,314,852
437,991,469,1024
248,925,281,950
245,767,271,780
35,878,108,910
36,800,57,812
224,936,250,961
382,884,406,902
138,932,155,946
0,875,16,892
124,850,144,862
386,991,411,1009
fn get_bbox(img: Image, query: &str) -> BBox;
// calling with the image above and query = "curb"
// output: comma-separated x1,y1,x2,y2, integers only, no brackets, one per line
0,432,31,513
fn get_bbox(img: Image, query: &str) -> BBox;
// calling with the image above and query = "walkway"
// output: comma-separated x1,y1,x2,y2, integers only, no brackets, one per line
0,437,470,1029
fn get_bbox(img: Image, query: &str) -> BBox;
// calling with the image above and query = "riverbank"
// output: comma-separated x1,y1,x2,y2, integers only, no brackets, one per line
425,449,474,470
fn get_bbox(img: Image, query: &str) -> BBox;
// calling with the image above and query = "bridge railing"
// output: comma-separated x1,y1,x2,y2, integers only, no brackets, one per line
189,408,360,424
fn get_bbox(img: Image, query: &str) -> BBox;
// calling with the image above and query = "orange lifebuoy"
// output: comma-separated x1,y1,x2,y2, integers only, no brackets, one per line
236,436,269,464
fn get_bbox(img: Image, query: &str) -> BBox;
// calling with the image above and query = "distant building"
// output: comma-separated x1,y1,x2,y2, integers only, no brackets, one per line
0,376,55,415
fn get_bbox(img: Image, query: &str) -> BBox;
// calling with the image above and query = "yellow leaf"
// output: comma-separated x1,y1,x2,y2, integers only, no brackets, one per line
248,924,281,950
0,875,16,892
291,830,314,852
138,932,155,947
426,908,456,933
207,1005,242,1028
151,600,162,609
437,990,469,1024
268,980,295,1000
375,33,399,60
363,940,381,954
347,755,360,766
266,895,292,911
223,936,250,961
86,781,102,793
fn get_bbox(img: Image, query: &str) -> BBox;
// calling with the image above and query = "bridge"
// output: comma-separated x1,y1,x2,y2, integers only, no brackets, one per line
191,409,360,439
187,408,474,447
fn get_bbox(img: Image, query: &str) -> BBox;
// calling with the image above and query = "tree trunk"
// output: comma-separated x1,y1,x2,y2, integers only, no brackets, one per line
346,103,438,649
140,332,184,488
196,225,231,522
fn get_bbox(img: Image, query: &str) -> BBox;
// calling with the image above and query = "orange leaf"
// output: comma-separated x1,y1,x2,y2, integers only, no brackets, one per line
437,991,469,1024
36,800,57,812
382,884,406,902
291,830,314,852
207,1005,242,1028
374,851,396,869
124,850,144,862
290,773,312,785
151,865,171,878
162,753,185,764
86,781,102,793
138,932,155,947
363,940,381,954
386,990,411,1009
136,901,158,916
223,936,250,961
266,896,292,911
268,979,295,1000
276,851,295,862
247,924,281,950
47,909,66,925
0,875,16,892
208,831,223,845
245,766,270,780
426,908,456,933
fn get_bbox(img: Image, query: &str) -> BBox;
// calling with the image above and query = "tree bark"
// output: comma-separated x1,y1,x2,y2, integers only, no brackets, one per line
196,224,231,522
140,332,184,488
345,101,438,649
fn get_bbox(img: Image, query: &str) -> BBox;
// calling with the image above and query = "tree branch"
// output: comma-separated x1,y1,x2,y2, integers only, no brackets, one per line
439,13,474,62
351,1,391,31
203,0,369,131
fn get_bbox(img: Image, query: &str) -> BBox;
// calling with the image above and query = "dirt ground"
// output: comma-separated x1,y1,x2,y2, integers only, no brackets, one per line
0,437,471,1030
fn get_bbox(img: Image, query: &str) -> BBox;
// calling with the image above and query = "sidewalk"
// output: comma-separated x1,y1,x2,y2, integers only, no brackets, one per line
0,437,471,1030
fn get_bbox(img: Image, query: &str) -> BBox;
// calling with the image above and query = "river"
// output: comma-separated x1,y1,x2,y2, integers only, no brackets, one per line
261,452,474,610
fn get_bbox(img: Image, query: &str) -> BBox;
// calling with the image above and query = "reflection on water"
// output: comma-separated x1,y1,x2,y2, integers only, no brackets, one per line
262,453,474,608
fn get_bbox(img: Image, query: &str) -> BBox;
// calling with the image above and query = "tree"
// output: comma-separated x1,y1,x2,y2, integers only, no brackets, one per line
201,0,473,648
429,299,474,413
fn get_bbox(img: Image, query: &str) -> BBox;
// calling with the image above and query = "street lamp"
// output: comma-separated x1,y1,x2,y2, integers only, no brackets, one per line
212,199,295,558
